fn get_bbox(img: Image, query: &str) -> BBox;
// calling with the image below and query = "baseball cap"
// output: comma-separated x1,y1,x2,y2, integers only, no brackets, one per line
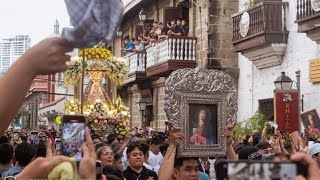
234,143,245,153
309,143,320,156
238,146,261,160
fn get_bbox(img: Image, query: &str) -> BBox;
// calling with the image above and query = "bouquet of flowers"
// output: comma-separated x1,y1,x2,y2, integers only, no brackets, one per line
79,48,113,60
309,128,320,141
64,97,130,136
63,57,87,86
104,57,129,86
64,99,81,114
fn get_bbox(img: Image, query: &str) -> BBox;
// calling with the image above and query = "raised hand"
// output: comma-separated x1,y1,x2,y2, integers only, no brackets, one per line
22,37,73,75
79,127,96,180
223,122,236,146
291,152,320,180
15,156,73,180
168,122,184,145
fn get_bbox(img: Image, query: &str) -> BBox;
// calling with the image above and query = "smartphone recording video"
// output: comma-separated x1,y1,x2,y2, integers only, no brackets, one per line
96,160,102,180
61,115,86,163
55,140,61,151
216,160,307,180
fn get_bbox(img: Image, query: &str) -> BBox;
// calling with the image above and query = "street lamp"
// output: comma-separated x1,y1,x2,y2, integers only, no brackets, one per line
274,72,293,90
139,9,147,21
116,28,123,38
137,98,147,125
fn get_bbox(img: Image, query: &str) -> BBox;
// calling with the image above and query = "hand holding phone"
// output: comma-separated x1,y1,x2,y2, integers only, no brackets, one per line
61,115,86,163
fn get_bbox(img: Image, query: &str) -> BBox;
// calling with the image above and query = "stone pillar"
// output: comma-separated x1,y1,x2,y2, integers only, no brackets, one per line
129,84,142,128
189,0,209,67
189,0,239,80
151,86,158,130
127,87,133,127
207,0,238,68
153,77,167,131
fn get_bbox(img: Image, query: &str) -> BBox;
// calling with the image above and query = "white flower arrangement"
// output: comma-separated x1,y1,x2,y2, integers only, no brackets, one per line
63,57,87,86
104,57,129,86
64,56,129,87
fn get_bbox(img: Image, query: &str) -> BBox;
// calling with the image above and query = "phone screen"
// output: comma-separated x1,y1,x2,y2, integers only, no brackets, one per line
55,141,61,151
62,118,85,162
216,161,306,180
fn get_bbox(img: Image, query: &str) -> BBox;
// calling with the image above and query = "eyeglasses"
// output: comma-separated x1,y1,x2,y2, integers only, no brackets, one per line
101,152,115,156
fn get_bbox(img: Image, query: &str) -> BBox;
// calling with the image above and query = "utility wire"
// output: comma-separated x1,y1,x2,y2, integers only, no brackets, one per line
27,91,74,97
33,77,89,85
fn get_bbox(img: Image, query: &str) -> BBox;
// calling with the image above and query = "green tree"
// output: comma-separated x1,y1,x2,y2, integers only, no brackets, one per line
244,0,262,9
233,113,266,139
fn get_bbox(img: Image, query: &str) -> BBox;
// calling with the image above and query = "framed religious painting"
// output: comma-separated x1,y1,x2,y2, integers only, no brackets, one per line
300,109,320,131
164,67,238,157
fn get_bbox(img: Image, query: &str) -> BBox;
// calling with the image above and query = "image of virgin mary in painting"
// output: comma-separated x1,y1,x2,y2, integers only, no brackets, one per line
189,104,217,145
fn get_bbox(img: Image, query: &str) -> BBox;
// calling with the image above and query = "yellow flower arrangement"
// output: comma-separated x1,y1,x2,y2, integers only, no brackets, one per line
79,48,113,60
66,46,128,87
64,99,81,115
64,97,130,136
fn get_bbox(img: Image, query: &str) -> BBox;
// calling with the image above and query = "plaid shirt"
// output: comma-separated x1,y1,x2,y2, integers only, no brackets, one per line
62,0,123,48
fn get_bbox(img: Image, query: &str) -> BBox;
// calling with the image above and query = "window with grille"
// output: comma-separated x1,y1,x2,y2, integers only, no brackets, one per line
258,98,274,120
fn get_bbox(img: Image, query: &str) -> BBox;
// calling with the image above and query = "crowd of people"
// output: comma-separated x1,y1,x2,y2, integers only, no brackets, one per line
2,119,320,179
123,19,189,55
0,24,320,180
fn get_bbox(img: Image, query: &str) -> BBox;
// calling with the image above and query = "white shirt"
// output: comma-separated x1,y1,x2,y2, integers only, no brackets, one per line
148,151,163,168
122,147,129,170
143,162,153,171
199,158,216,179
153,165,161,175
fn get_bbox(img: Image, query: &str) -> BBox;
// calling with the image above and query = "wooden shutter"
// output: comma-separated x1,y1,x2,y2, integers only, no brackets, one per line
164,7,182,24
310,58,320,83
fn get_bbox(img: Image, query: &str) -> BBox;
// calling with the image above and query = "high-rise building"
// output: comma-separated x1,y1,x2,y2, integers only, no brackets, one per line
0,35,31,74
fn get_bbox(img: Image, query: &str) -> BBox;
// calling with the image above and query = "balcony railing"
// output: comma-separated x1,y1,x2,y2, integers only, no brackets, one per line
127,51,147,74
232,1,288,44
146,36,197,68
296,0,320,21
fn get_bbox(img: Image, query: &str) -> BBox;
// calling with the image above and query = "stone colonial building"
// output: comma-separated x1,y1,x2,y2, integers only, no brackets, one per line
109,0,239,130
234,0,320,122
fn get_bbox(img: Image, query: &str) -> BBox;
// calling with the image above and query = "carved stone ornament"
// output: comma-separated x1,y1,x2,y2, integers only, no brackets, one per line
239,12,250,38
164,67,238,157
311,0,320,12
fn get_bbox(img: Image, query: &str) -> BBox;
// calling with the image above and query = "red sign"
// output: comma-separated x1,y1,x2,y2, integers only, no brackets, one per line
274,90,299,133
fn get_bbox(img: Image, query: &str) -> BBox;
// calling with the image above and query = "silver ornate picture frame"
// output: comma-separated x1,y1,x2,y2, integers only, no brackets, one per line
164,68,238,157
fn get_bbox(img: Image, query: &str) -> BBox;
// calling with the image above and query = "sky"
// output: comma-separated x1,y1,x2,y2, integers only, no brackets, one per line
0,0,70,45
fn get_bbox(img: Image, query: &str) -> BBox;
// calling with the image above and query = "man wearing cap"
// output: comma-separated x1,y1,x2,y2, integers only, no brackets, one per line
309,143,320,166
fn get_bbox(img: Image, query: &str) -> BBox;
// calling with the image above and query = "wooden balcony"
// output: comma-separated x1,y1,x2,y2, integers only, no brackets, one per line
296,0,320,43
145,36,197,77
124,51,147,84
232,0,289,69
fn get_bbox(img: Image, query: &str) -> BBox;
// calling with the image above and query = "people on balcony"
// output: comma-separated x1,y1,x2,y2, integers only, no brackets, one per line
123,37,135,55
140,29,157,46
156,22,168,41
181,19,189,36
167,20,182,36
133,38,145,52
130,19,189,55
162,21,172,36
